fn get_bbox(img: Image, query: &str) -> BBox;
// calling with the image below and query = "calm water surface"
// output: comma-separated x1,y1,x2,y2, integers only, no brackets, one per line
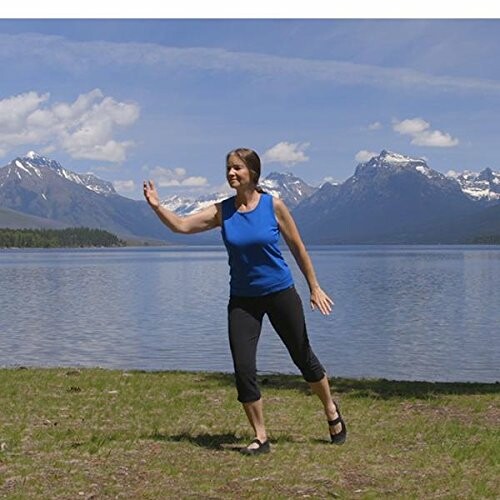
1,245,499,383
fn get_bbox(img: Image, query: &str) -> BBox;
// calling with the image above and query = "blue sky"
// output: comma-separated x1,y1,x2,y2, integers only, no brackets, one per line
1,18,499,200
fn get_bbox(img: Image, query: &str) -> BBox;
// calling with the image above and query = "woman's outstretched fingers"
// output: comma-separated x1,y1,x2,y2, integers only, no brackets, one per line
143,179,160,209
310,288,334,315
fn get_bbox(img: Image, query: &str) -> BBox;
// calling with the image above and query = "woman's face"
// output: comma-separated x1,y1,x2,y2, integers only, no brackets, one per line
226,155,253,189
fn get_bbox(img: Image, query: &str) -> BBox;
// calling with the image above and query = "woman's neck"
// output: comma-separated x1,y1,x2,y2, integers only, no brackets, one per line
234,187,260,210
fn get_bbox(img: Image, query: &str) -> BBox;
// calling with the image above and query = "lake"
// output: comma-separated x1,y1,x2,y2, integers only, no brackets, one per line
1,245,499,383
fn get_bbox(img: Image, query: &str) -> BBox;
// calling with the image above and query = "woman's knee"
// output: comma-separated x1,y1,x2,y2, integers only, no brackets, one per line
294,349,326,383
234,372,261,403
237,390,261,404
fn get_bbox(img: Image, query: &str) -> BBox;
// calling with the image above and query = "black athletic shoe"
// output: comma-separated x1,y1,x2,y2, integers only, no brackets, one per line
329,399,347,445
240,438,271,455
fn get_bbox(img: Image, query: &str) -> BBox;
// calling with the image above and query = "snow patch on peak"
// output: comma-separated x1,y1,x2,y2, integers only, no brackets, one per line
15,160,30,172
261,178,279,189
26,151,42,160
379,150,412,163
356,149,446,181
378,149,426,165
415,164,437,179
9,153,116,195
447,168,500,201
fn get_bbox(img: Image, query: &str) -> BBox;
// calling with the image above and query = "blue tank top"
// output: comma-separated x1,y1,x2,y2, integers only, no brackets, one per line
221,193,294,297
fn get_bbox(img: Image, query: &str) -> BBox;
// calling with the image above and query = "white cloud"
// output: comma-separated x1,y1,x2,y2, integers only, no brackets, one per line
174,167,186,177
145,165,209,188
392,117,459,147
368,121,382,130
262,141,310,166
182,176,209,187
393,117,428,135
412,130,459,147
0,89,140,161
212,181,234,195
355,150,379,163
39,143,56,153
113,180,136,193
1,33,500,95
0,91,50,132
321,176,341,186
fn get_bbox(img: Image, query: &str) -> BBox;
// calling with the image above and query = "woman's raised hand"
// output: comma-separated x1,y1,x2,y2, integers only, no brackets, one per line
310,286,335,316
143,180,160,210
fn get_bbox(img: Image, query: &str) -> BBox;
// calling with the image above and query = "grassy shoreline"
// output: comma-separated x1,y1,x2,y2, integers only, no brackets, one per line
1,367,499,498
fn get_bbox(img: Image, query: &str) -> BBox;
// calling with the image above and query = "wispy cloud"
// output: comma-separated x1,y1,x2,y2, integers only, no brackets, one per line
1,33,500,94
0,89,140,161
392,117,459,147
355,150,379,163
113,179,136,193
367,121,382,130
143,164,209,188
262,141,310,166
321,176,341,186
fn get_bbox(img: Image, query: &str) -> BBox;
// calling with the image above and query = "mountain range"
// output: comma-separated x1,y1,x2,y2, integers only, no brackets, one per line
448,168,500,203
0,150,499,244
160,171,316,216
0,151,185,244
293,150,500,243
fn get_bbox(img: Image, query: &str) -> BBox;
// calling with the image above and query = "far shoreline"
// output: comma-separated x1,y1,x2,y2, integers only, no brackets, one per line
1,366,498,387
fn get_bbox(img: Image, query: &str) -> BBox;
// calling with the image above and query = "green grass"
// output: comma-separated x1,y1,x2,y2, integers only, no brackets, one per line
0,368,499,499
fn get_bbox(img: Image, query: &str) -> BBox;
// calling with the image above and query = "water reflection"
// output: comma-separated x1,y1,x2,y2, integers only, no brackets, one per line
0,246,499,382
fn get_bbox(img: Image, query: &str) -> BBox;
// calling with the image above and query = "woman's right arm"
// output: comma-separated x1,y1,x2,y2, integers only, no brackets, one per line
143,179,221,234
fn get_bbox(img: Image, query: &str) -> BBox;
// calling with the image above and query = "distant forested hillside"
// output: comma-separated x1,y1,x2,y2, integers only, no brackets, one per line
0,227,126,248
470,234,500,244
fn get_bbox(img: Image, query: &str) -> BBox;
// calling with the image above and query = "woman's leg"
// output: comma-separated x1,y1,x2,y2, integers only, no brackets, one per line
242,398,267,446
228,296,268,446
266,287,343,436
266,287,326,385
309,375,342,435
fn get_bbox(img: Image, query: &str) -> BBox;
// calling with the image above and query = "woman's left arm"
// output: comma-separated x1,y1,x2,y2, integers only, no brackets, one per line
273,197,334,315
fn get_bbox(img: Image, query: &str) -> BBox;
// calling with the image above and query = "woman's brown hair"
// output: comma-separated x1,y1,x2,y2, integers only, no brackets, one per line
226,148,266,193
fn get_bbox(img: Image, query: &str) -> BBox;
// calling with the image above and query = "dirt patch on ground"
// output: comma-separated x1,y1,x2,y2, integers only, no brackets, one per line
399,401,463,419
482,404,500,426
398,401,499,427
338,467,378,492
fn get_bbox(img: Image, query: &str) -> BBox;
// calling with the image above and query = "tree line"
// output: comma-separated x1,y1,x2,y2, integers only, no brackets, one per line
470,234,500,244
0,227,127,248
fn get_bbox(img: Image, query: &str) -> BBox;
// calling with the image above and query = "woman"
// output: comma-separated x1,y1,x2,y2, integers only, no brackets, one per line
143,147,346,455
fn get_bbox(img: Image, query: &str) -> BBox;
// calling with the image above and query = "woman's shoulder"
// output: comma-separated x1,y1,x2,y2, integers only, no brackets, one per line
270,194,287,210
221,195,235,205
263,192,281,205
220,195,236,218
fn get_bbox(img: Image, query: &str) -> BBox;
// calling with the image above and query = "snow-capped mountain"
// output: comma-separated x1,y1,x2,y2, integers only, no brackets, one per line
344,149,467,210
447,167,500,203
0,151,116,196
354,150,449,183
359,151,500,204
0,151,172,242
161,192,231,216
1,149,498,244
260,171,317,208
160,171,317,215
293,149,482,244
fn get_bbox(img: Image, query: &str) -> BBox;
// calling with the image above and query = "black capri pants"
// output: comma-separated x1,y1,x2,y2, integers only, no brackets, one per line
228,285,326,403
